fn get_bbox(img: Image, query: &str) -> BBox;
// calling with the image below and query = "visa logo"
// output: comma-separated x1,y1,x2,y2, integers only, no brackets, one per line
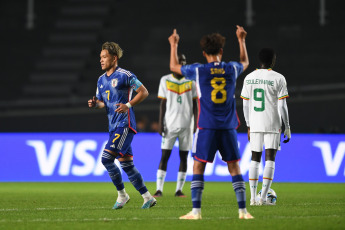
26,140,120,176
313,141,345,176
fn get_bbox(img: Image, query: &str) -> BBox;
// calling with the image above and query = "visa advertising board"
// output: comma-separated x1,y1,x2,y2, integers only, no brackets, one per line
0,133,344,182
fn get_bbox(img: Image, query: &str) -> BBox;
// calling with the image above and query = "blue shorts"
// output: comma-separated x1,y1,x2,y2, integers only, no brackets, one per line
104,127,135,159
192,128,240,163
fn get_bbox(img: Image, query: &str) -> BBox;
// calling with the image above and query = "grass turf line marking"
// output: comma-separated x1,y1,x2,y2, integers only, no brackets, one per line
0,215,342,223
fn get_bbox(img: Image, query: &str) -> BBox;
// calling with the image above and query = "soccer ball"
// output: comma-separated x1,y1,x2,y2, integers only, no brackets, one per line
257,188,277,204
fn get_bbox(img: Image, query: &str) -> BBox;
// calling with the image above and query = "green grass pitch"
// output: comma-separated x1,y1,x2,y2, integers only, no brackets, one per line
0,182,344,230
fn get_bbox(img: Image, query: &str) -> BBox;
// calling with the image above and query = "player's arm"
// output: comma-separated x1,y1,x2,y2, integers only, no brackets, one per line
278,98,291,143
169,29,182,75
158,99,167,136
193,99,198,133
242,99,250,141
236,25,249,71
88,96,105,109
115,85,149,113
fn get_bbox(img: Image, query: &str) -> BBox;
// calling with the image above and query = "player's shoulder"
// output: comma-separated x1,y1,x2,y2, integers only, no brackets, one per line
244,69,257,79
116,67,134,78
97,72,106,81
185,62,203,69
270,70,284,77
161,73,172,80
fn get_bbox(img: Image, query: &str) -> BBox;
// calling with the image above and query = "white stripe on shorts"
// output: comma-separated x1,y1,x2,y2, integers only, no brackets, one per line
117,128,128,150
192,128,199,153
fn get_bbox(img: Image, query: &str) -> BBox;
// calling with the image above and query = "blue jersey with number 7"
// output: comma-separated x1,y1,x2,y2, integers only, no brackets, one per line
181,61,243,129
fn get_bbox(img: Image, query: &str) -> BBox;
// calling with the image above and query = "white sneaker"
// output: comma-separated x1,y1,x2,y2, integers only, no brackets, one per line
112,194,130,209
239,211,254,219
250,199,258,206
258,199,275,206
179,211,202,220
141,197,157,209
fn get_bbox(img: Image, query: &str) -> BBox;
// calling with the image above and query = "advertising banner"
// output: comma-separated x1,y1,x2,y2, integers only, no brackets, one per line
0,133,344,182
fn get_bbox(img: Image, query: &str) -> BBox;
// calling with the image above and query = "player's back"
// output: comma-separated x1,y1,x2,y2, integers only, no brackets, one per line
241,69,288,133
193,61,243,129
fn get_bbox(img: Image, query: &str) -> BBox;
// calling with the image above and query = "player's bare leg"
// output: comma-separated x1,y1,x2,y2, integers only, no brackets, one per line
250,151,262,205
228,161,254,219
175,150,188,197
180,160,205,220
154,149,172,197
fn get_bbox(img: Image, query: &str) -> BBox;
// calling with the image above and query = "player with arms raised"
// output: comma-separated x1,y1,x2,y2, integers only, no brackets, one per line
240,48,291,205
169,27,254,220
88,42,156,209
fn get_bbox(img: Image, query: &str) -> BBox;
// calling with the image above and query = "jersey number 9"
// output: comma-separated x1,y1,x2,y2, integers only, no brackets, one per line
254,88,265,112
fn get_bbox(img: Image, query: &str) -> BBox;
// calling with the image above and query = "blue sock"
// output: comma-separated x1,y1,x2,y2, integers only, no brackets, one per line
101,151,124,191
191,174,204,208
120,161,148,195
232,174,246,209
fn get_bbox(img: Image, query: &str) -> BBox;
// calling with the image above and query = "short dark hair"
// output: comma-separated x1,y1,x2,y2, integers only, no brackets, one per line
200,33,225,55
102,42,123,59
259,48,275,66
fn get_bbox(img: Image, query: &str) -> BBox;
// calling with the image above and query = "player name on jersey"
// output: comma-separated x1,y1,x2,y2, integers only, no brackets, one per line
245,79,274,86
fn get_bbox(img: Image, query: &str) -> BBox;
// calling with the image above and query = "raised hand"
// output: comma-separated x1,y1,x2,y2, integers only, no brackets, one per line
236,25,247,41
168,29,180,46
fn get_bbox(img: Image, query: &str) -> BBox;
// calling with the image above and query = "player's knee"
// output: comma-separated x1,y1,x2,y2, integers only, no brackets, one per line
265,149,277,161
101,150,116,166
120,160,134,172
161,152,171,163
251,151,262,162
179,151,189,161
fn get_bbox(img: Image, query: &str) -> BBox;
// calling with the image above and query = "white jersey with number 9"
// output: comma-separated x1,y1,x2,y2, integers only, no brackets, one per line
240,69,289,133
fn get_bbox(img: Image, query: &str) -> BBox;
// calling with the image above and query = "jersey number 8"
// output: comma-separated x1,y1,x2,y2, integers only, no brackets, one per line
211,77,226,104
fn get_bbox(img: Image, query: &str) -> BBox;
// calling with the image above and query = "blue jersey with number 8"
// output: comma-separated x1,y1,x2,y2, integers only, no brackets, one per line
181,61,243,129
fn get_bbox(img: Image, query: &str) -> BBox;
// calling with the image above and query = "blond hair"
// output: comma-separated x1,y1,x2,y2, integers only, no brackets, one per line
102,42,123,59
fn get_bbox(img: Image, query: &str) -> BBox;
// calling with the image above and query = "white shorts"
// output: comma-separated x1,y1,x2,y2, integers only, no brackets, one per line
250,132,281,152
161,127,193,151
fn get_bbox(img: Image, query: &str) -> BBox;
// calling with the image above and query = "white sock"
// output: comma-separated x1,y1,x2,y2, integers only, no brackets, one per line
192,208,201,215
249,161,260,201
118,188,127,197
142,191,152,203
156,169,166,192
261,160,275,201
239,208,247,214
116,188,127,202
176,171,187,192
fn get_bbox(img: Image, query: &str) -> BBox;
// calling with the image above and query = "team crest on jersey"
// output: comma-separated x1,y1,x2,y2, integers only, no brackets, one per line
111,79,118,88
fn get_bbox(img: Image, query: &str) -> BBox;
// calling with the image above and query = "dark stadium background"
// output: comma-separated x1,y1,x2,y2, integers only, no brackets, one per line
1,0,344,133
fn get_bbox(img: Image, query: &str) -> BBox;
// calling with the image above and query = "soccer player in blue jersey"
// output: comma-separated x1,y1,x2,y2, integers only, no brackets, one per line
88,42,156,209
168,27,254,219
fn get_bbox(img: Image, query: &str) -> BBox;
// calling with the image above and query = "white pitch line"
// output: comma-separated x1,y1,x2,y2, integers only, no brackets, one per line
0,215,343,223
1,202,344,212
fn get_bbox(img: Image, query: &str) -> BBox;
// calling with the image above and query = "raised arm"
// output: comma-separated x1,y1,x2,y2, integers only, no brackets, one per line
169,29,182,75
236,25,249,71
